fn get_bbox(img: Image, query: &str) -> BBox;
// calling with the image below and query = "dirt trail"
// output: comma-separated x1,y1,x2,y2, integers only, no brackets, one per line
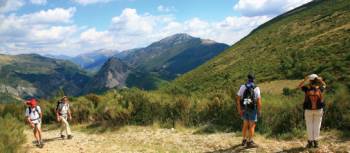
24,126,350,153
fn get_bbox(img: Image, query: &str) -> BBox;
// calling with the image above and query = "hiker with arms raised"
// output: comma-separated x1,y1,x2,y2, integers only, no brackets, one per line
25,98,44,148
298,74,326,148
56,96,73,139
236,74,262,148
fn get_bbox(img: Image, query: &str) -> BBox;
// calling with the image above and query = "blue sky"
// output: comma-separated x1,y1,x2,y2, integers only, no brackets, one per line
0,0,311,56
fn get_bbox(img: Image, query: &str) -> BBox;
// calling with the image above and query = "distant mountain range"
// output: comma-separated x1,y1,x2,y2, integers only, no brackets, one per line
85,33,229,91
1,33,229,100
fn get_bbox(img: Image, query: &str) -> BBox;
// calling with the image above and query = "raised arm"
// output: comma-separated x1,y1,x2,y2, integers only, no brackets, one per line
298,76,309,89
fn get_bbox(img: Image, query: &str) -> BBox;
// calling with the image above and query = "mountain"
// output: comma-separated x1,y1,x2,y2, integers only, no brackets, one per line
169,0,350,95
83,57,129,93
70,49,120,72
0,54,91,101
84,33,228,92
121,33,229,80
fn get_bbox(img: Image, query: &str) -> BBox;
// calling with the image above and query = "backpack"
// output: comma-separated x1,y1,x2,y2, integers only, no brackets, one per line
240,84,257,110
303,87,324,110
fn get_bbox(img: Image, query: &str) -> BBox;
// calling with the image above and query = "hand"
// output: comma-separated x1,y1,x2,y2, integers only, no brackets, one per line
30,123,35,128
257,111,261,117
69,116,72,121
57,117,61,122
239,110,243,117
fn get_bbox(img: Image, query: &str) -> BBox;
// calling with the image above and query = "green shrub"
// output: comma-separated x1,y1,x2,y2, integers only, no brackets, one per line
0,115,26,153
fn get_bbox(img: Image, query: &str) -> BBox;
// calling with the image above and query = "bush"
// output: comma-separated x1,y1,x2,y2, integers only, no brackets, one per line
0,115,26,153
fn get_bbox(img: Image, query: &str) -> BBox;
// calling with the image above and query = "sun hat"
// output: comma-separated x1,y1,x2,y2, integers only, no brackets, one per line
308,74,319,80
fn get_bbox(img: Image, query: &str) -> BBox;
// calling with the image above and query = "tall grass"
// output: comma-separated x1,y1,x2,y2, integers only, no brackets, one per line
0,115,26,153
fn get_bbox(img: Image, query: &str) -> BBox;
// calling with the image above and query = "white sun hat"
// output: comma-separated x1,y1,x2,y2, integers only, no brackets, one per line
308,74,319,80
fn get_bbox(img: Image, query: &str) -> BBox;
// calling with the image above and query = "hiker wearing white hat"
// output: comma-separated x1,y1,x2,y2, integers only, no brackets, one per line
298,74,326,148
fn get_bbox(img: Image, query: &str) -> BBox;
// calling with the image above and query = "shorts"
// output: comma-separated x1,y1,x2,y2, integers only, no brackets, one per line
242,109,258,122
32,120,42,131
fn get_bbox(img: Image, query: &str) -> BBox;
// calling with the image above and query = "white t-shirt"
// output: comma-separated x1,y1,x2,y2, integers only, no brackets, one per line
58,103,69,116
25,106,41,124
237,85,261,99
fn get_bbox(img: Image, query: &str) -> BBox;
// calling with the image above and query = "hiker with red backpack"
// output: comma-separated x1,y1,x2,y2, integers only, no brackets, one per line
298,74,326,148
236,74,261,148
25,98,44,148
56,96,73,139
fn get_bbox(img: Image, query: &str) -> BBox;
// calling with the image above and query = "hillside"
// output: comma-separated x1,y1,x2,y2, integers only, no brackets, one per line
121,33,229,80
0,54,91,100
170,0,350,95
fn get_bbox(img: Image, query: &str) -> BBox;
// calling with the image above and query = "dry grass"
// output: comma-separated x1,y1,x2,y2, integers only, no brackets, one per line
259,80,301,95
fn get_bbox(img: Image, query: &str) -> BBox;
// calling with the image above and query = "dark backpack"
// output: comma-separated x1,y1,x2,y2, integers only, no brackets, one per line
240,84,257,110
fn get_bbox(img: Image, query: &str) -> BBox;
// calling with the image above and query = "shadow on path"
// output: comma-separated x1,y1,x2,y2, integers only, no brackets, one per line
206,144,257,153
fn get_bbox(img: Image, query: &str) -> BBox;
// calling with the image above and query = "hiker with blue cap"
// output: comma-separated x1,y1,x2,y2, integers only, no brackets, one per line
236,74,262,148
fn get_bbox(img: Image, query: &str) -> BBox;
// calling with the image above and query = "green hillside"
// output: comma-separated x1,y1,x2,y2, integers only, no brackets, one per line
0,54,91,100
170,0,350,95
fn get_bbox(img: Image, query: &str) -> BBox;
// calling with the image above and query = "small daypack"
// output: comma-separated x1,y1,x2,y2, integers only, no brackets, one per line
240,84,257,110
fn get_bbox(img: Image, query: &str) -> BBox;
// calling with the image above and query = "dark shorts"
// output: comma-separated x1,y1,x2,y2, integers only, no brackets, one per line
242,109,258,122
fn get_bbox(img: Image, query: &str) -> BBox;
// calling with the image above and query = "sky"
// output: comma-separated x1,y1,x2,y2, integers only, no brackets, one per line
0,0,312,56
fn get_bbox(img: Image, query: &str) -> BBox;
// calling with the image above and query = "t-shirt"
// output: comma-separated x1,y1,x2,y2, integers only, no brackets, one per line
301,85,324,110
25,106,41,124
57,102,69,116
237,85,261,100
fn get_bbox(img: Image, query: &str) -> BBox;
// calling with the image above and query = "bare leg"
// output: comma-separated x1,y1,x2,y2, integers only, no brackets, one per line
242,120,249,139
248,121,256,140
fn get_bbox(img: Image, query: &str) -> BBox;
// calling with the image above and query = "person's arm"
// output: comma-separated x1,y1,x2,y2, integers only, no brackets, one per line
236,96,243,116
27,116,34,128
298,76,309,89
257,97,262,115
68,105,72,120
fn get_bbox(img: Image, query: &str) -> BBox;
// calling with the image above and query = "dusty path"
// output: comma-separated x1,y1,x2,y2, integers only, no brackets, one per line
24,126,350,153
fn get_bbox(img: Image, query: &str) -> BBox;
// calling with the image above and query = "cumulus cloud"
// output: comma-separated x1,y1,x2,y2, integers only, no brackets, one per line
0,7,78,55
0,0,24,14
1,7,272,55
82,8,271,51
234,0,312,17
72,0,113,5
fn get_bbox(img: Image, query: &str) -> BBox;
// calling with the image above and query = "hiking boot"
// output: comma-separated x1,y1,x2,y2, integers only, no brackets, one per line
306,140,313,148
241,139,247,146
61,135,65,139
313,140,319,148
67,135,73,139
247,140,258,148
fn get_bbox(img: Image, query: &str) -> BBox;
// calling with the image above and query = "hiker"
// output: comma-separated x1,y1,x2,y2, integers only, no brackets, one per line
236,74,261,147
298,74,326,148
56,96,73,139
25,98,44,148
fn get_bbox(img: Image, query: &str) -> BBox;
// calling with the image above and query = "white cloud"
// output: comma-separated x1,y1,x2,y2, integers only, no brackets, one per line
0,0,24,14
72,0,112,5
157,5,176,13
234,0,312,17
30,0,47,5
0,8,79,55
0,7,272,56
22,7,76,24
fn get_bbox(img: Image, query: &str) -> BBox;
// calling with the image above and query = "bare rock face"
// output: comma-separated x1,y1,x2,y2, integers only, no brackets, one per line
84,57,129,93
